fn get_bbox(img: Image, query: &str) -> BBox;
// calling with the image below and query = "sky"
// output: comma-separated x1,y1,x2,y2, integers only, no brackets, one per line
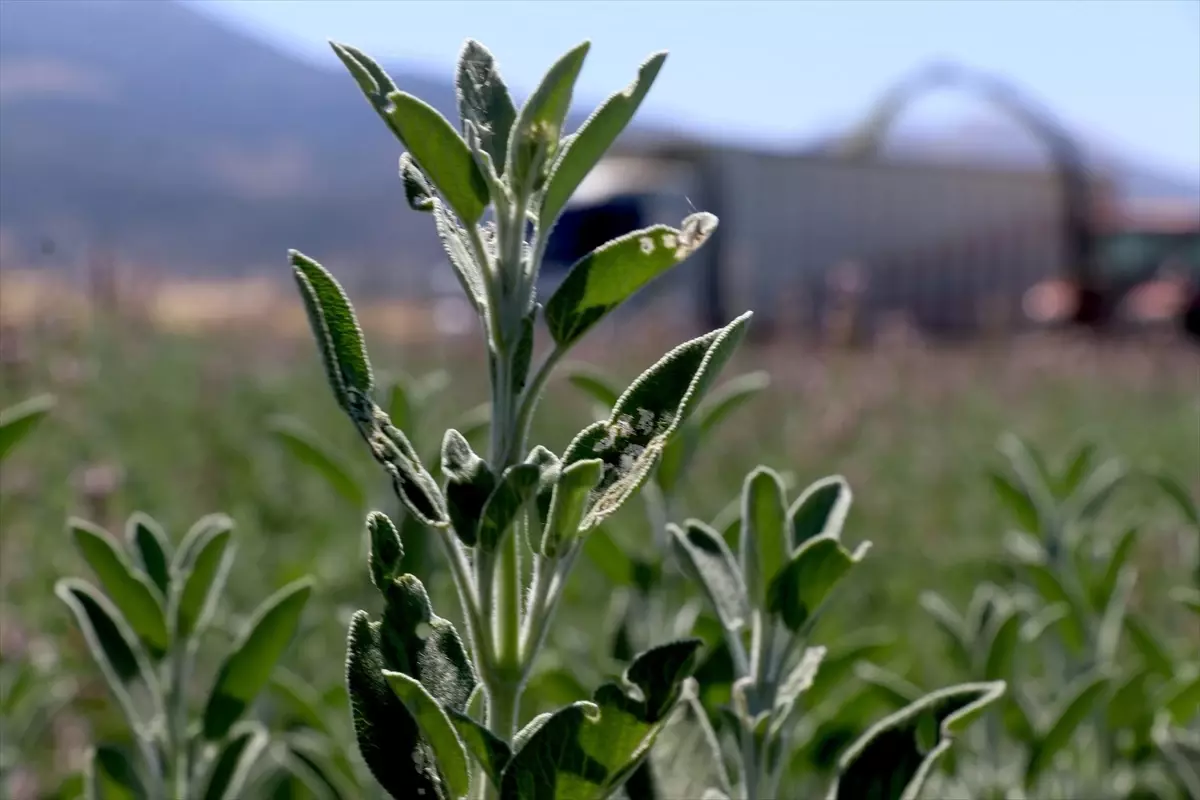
195,0,1200,180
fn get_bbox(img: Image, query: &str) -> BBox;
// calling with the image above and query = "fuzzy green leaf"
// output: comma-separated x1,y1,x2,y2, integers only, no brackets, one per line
362,411,449,527
1157,667,1200,725
918,592,973,672
383,91,489,224
69,519,169,656
174,513,234,572
1096,566,1136,668
1017,560,1088,652
200,722,270,800
367,511,404,591
203,578,313,740
1151,471,1200,529
670,521,750,633
1091,526,1140,611
1124,615,1175,677
125,513,171,597
448,711,511,789
397,152,436,213
564,366,621,410
982,603,1022,681
1024,671,1110,788
290,250,374,414
541,458,605,558
478,463,541,552
346,576,477,799
89,745,146,800
741,467,789,608
456,39,517,175
828,681,1006,800
644,679,733,799
432,199,487,313
55,579,160,730
0,393,55,463
545,215,719,348
173,524,235,642
1067,457,1127,521
562,313,751,530
441,429,496,547
329,42,399,123
498,640,701,799
1060,443,1097,497
767,533,871,633
696,371,770,438
789,476,853,549
268,417,366,509
772,646,828,732
987,470,1040,533
855,662,923,709
507,41,589,192
539,51,666,229
268,669,331,735
1154,720,1200,800
383,671,471,799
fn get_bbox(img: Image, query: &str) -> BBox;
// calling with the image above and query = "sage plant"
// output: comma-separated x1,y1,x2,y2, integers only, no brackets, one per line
668,467,1007,799
291,38,745,799
56,512,313,798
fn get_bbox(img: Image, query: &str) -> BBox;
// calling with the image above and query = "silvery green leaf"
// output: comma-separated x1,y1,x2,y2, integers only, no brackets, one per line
1059,442,1097,497
918,592,972,672
538,50,666,229
1150,470,1200,529
173,522,235,642
366,511,404,591
1066,457,1127,521
541,458,604,558
124,513,171,598
346,576,476,799
562,313,751,530
740,467,789,608
399,152,436,212
383,91,489,225
997,434,1056,533
545,215,720,349
290,250,374,415
447,711,511,790
477,463,541,552
432,200,487,314
1096,566,1136,668
173,513,234,573
564,365,620,410
1155,666,1200,726
330,42,399,123
506,41,590,193
1124,614,1175,677
669,520,750,634
456,39,517,174
383,671,470,800
362,412,448,528
771,646,828,733
644,679,733,799
767,533,871,633
441,429,495,547
1090,525,1139,611
1106,667,1154,732
199,722,270,800
789,475,852,549
854,662,923,709
1024,670,1110,789
55,579,161,732
497,640,702,799
827,681,1006,800
268,669,331,736
1153,716,1200,799
267,416,366,509
69,518,169,657
981,600,1022,681
0,393,55,463
1015,559,1088,652
88,744,146,800
203,578,314,740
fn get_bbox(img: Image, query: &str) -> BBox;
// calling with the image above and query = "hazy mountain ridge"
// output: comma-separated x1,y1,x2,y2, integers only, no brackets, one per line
1,0,1195,285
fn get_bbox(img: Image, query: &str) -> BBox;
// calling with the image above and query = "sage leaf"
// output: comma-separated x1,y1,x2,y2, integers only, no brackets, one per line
55,579,160,731
771,646,828,735
506,41,589,193
383,671,471,799
563,313,751,530
362,412,448,527
267,417,366,509
456,39,517,174
290,250,374,414
1091,526,1140,610
564,365,620,410
1024,670,1110,788
0,393,55,463
399,152,436,212
789,476,852,549
1060,442,1097,497
498,640,702,799
1154,720,1200,800
918,592,973,672
539,51,666,229
541,458,604,558
203,578,314,740
525,445,562,535
987,470,1040,534
669,520,750,633
827,681,1006,800
644,679,733,799
268,669,332,736
69,518,169,656
442,429,496,547
329,42,399,126
981,602,1022,682
384,91,489,225
545,215,719,348
477,463,541,552
741,467,789,608
855,662,924,709
125,512,171,597
432,200,487,313
767,533,871,633
447,710,511,789
199,722,270,800
89,744,146,800
1124,615,1175,677
1156,667,1200,725
173,523,235,642
367,511,404,591
174,513,234,573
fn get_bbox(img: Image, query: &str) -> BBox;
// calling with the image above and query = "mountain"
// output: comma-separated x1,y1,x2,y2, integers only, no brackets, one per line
2,0,1195,288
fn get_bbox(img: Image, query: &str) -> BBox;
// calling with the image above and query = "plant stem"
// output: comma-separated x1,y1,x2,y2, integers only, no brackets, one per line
494,514,523,669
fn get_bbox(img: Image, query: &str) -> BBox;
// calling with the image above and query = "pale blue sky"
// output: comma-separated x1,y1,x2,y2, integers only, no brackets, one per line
195,0,1200,179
